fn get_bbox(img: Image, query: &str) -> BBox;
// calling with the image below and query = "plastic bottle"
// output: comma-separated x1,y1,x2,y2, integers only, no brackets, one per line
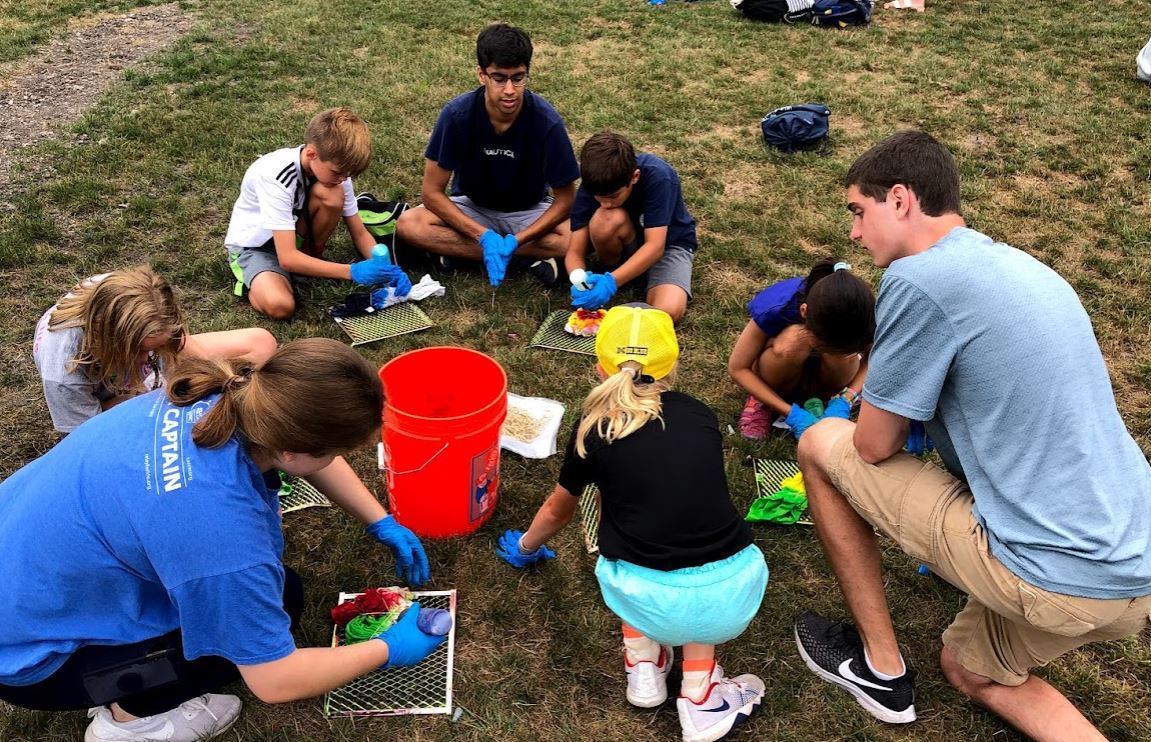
569,268,590,291
371,244,391,265
649,0,666,6
416,607,453,636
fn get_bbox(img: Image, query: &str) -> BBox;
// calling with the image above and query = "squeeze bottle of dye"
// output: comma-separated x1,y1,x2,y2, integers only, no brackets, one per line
416,607,453,636
569,268,590,291
371,244,391,265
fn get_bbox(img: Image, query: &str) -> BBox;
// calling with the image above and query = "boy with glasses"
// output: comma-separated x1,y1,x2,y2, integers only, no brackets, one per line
396,24,579,288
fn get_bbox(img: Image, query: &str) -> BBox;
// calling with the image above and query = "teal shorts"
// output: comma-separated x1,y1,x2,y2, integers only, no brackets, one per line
595,544,768,646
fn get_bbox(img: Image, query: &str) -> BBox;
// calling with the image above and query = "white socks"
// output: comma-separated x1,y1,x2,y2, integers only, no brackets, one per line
623,634,661,664
680,663,714,702
864,646,906,680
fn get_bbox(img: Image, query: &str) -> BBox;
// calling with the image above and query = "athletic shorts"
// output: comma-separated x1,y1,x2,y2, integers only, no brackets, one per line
227,242,286,295
824,424,1151,686
607,239,694,299
448,195,552,237
595,544,768,646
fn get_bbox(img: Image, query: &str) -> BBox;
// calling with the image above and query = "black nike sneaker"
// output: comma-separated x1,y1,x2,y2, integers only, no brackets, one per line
794,611,916,724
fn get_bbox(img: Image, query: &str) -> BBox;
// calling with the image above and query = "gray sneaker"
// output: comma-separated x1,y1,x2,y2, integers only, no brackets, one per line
85,694,242,742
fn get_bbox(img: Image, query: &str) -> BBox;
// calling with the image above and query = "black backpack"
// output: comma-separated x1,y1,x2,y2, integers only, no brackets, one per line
803,0,872,27
760,103,831,153
731,0,788,22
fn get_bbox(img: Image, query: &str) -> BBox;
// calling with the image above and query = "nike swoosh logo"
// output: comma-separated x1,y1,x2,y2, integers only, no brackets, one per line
703,699,731,713
838,659,892,692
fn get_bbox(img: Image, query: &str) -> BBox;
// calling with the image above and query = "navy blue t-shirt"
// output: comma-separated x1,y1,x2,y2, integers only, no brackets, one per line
424,88,579,212
570,153,698,251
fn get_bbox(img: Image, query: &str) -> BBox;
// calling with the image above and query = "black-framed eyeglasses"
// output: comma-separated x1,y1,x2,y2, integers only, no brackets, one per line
484,72,528,88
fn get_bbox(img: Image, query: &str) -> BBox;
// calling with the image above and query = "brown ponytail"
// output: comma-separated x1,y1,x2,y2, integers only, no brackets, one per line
166,338,382,455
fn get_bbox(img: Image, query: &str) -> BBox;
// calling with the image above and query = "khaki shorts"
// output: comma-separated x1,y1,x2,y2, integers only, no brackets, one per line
825,426,1151,686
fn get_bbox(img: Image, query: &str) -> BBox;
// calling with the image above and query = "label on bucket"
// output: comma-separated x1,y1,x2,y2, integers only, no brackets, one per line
469,445,500,523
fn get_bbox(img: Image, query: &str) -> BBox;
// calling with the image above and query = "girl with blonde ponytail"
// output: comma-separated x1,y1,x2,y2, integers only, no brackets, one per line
497,305,771,742
33,266,278,433
0,338,442,742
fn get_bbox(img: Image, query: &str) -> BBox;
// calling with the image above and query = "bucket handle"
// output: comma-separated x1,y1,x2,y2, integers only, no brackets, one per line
377,441,450,476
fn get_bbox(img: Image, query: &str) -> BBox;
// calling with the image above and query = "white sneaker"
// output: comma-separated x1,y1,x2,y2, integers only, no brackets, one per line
625,644,674,708
677,665,764,742
85,694,242,742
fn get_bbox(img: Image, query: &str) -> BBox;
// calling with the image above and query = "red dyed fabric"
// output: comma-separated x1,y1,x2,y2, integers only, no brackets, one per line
330,587,410,626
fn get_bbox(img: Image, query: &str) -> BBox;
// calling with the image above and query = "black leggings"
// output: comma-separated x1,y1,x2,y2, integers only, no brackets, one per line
0,567,304,717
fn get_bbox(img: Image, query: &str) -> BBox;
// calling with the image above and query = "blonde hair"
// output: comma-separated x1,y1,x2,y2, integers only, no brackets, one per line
305,107,372,178
49,267,185,394
575,361,676,458
166,338,382,456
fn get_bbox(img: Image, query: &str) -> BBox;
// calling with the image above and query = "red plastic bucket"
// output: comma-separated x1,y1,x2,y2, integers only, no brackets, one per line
379,347,507,538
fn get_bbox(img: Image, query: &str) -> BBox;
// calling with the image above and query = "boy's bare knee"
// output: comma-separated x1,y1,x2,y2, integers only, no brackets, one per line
647,285,687,324
396,208,431,242
940,647,995,702
311,183,346,211
589,207,632,244
256,299,295,321
250,289,296,320
796,419,852,472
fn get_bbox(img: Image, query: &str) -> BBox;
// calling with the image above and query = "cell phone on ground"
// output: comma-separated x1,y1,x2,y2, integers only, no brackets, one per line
81,648,179,706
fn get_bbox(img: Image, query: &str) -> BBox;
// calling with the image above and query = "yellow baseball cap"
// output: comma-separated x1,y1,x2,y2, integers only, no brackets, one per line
595,305,679,380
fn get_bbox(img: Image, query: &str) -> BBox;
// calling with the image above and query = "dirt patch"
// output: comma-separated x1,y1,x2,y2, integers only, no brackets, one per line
722,162,763,201
0,3,194,195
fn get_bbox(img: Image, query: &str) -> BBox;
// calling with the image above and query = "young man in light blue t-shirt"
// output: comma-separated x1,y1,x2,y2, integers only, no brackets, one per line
791,130,1151,739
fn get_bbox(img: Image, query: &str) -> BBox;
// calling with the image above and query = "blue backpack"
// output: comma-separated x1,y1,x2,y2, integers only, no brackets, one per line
760,103,831,153
807,0,872,27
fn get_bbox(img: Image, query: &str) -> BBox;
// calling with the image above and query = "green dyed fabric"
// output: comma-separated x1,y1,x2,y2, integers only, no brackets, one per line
746,486,808,524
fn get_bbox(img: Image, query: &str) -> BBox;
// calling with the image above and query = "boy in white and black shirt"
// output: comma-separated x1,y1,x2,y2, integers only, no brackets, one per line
225,107,402,319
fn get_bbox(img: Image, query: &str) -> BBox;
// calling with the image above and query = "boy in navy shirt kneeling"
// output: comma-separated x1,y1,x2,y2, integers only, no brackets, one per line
565,131,698,323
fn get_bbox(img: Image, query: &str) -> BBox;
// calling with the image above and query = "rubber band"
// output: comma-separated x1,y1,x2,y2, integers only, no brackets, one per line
222,366,254,392
833,261,851,272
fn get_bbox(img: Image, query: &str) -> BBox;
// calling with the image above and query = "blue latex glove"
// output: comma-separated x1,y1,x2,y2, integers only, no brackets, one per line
570,272,617,310
824,396,852,420
479,229,512,287
350,259,401,286
372,601,447,668
906,420,935,456
383,265,412,298
363,266,411,300
500,233,519,259
366,515,431,587
496,529,556,569
785,403,819,440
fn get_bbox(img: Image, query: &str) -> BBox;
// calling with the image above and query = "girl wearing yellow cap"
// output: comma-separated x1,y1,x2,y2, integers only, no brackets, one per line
497,305,769,742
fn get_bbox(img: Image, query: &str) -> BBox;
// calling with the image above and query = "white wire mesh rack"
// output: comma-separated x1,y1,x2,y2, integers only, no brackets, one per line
323,590,456,717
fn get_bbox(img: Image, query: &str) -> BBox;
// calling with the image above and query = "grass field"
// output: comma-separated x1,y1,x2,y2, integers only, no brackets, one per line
2,0,1150,739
